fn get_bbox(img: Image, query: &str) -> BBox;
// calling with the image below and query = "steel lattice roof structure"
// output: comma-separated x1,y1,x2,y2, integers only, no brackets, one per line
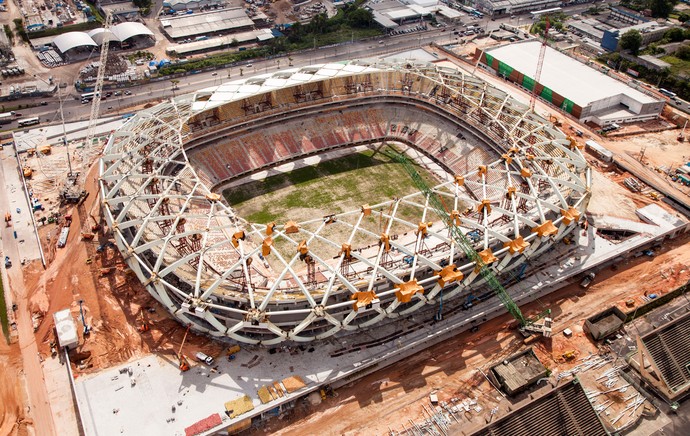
99,60,591,345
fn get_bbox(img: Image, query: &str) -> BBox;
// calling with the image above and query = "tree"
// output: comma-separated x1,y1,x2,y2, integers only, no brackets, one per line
307,13,329,34
287,22,304,43
676,44,690,61
346,8,374,28
648,0,677,18
678,13,690,23
620,29,642,55
664,27,684,42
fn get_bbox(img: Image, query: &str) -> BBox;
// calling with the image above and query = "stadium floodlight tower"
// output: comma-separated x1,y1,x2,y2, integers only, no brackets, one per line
99,61,591,345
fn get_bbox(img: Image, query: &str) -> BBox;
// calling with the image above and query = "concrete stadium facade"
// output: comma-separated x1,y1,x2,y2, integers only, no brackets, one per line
99,61,591,345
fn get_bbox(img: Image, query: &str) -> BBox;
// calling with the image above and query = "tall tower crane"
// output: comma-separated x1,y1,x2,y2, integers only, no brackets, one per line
529,18,550,112
84,11,113,165
62,12,112,203
390,150,552,337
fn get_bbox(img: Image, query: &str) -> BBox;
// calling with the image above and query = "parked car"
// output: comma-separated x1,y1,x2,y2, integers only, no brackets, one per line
579,272,595,288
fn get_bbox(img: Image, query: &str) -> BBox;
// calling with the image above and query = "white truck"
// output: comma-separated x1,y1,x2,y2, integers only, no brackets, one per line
195,351,214,365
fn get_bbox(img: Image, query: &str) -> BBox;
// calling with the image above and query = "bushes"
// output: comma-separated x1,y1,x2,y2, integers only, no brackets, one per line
13,19,28,43
3,24,12,44
27,20,101,39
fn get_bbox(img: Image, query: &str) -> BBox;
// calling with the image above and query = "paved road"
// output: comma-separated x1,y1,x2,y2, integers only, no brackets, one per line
0,147,56,436
12,0,647,128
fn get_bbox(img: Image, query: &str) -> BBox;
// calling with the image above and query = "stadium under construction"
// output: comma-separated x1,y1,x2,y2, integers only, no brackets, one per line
81,59,690,435
99,60,590,345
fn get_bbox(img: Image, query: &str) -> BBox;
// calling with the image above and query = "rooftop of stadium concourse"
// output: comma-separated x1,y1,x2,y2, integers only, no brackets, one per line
635,309,690,400
468,379,607,436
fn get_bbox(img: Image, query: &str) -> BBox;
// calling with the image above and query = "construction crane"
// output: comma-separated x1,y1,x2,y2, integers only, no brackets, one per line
390,151,551,337
529,18,550,112
62,12,112,203
177,324,191,372
84,11,113,167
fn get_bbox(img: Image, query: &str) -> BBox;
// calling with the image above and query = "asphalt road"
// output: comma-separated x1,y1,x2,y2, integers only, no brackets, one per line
9,0,686,130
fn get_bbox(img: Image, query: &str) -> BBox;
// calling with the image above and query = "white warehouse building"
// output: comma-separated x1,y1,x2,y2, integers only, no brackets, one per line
482,41,665,126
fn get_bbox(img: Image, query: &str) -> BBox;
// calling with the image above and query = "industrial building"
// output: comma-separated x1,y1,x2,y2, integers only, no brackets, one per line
567,18,610,43
160,8,263,40
163,0,224,11
481,41,665,126
98,2,140,22
99,60,589,345
633,309,690,401
367,0,462,29
166,29,275,56
474,0,560,17
601,21,670,52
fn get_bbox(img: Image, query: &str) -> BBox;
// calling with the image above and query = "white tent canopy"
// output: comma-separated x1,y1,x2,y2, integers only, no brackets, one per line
53,32,98,53
111,22,155,42
54,23,154,53
88,28,120,45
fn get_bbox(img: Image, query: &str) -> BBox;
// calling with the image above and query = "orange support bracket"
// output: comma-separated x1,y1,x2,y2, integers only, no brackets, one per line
351,291,379,311
436,265,463,287
262,237,273,256
531,220,558,237
284,220,299,234
560,207,581,225
395,279,424,303
503,236,530,255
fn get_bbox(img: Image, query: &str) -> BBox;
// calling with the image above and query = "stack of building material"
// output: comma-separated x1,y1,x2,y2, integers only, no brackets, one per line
282,375,307,393
184,413,222,436
224,395,255,419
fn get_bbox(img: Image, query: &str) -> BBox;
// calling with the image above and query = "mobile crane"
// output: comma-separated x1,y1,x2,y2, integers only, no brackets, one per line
177,324,191,372
390,151,551,337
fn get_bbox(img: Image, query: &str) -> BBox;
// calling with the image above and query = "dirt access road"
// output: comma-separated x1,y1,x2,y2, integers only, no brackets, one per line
259,233,690,435
0,156,56,434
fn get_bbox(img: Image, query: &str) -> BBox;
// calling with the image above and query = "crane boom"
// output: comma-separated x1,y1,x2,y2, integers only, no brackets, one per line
84,11,112,163
390,151,551,336
529,18,550,112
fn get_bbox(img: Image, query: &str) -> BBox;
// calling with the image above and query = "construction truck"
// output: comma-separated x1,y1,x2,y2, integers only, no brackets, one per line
227,345,241,360
4,211,11,226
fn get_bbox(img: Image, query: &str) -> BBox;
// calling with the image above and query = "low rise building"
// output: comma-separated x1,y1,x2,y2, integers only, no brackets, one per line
481,41,665,126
